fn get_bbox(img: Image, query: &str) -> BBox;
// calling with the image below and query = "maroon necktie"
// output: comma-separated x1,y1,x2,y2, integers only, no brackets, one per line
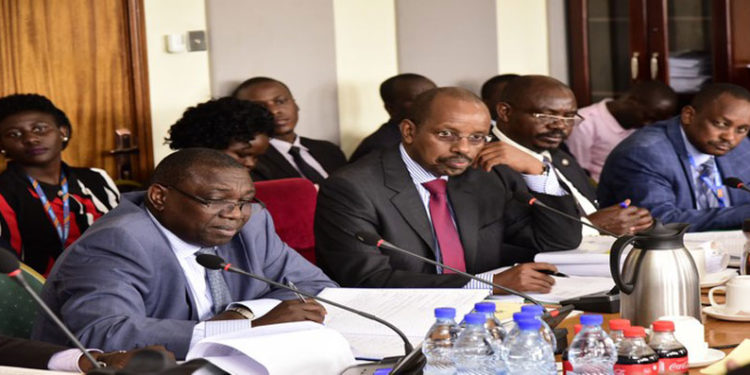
422,179,466,273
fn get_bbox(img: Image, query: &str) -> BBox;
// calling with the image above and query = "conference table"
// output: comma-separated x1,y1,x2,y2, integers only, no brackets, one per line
557,288,749,375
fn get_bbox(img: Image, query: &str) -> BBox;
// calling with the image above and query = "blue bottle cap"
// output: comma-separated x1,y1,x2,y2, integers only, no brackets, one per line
580,314,603,325
464,313,486,325
434,307,456,319
373,369,392,375
474,302,496,313
517,318,542,330
521,304,544,316
512,312,534,322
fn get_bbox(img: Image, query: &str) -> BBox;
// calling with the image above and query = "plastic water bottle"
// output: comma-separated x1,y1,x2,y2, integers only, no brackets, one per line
520,304,557,351
568,314,617,375
453,313,494,375
422,307,459,375
607,318,631,348
563,324,583,375
504,311,535,343
504,318,556,375
474,302,507,374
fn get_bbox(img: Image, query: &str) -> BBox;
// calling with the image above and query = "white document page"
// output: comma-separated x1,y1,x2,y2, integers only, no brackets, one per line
524,276,615,303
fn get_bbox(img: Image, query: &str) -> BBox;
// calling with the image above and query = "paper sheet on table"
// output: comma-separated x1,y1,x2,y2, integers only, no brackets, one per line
186,321,355,375
489,276,615,304
318,288,490,359
700,338,750,374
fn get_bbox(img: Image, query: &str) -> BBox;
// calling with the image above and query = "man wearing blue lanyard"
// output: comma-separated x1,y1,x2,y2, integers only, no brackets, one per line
598,83,750,232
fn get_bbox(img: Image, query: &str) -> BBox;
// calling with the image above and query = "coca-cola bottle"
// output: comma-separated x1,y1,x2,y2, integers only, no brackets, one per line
562,324,583,375
649,320,689,374
614,326,659,375
608,319,631,348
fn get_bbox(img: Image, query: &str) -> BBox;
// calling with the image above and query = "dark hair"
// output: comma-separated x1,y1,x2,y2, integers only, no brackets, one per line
151,148,245,186
498,75,571,107
480,74,520,100
0,93,72,148
231,77,291,98
166,97,274,150
690,83,750,111
408,87,484,126
379,73,434,104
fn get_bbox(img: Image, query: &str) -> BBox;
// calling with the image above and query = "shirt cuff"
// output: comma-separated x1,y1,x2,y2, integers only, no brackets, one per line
462,271,494,290
189,299,282,349
522,172,567,196
230,298,281,319
48,348,102,372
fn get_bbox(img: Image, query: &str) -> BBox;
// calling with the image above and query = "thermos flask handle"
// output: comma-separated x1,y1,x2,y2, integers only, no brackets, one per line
610,235,637,294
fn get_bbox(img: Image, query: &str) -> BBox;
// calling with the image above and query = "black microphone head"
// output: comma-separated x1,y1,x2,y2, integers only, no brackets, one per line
355,231,382,246
195,253,226,270
0,247,20,274
723,177,744,188
512,190,536,205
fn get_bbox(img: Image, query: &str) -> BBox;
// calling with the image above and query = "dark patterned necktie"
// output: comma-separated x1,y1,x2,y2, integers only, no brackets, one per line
195,247,232,314
697,159,720,208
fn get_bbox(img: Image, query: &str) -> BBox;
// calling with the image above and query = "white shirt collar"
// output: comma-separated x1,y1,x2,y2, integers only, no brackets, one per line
398,143,447,185
146,208,203,258
491,126,551,162
269,135,307,153
679,126,713,166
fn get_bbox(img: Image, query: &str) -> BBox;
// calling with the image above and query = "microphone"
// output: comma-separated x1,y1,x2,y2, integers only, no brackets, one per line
512,191,620,238
0,248,101,370
195,254,414,356
724,177,750,193
353,231,549,312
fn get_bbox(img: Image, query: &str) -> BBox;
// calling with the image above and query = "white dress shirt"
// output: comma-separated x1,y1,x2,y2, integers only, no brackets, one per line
270,136,328,178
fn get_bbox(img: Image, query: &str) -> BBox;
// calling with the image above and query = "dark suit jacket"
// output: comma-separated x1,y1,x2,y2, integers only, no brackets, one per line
549,148,598,206
598,116,750,231
0,335,67,369
314,146,582,288
349,120,402,162
251,136,347,181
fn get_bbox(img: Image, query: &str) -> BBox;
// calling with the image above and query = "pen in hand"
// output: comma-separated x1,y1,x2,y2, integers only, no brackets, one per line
538,269,569,278
619,199,631,209
287,280,308,303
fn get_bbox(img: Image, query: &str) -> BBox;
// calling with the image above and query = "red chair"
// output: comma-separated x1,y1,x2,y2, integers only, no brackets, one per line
253,178,317,264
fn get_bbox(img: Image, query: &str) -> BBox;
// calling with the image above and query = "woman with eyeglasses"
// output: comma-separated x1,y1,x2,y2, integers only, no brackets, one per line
0,94,120,275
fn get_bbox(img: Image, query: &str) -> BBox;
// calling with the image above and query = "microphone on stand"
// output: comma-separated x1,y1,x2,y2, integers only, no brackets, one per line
353,231,551,312
723,177,750,193
0,248,102,370
512,191,620,238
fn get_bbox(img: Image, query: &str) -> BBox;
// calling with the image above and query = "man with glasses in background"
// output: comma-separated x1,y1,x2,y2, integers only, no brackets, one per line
477,75,653,236
315,87,582,293
33,148,336,359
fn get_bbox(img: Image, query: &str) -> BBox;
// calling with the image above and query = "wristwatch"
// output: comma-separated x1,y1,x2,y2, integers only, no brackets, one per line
227,306,255,320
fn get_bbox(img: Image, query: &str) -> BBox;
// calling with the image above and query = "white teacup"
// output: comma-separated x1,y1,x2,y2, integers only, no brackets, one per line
687,248,707,280
656,315,707,362
708,275,750,314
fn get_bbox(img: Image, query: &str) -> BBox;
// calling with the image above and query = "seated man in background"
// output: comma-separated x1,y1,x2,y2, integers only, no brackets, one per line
33,148,336,359
166,96,274,174
480,74,519,124
349,73,436,162
233,77,347,184
565,81,678,181
315,87,582,293
477,75,653,236
598,83,750,232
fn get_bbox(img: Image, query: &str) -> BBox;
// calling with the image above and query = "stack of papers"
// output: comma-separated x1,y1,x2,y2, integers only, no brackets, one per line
669,50,712,93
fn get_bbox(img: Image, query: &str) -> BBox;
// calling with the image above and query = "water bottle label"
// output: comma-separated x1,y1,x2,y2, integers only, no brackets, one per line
614,363,659,374
658,357,689,374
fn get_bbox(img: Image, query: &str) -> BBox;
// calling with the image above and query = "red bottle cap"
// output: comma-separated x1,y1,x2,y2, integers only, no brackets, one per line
574,324,583,334
624,326,647,338
652,320,675,332
609,318,631,331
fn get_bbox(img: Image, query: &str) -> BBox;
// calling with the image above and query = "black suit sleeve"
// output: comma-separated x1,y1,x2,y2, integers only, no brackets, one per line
314,174,468,288
0,335,69,369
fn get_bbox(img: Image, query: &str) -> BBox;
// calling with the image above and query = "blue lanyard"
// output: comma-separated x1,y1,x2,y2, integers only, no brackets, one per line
27,171,70,245
688,155,727,208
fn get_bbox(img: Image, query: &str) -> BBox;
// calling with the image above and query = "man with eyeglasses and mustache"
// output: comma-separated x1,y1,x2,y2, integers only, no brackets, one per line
476,75,654,237
598,83,750,232
315,87,582,293
33,148,336,359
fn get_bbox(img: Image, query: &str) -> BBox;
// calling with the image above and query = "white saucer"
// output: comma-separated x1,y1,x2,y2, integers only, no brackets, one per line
703,306,750,321
701,269,737,288
691,348,725,368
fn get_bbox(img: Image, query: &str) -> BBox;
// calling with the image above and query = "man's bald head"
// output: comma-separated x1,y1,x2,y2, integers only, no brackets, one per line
380,74,437,122
151,148,247,188
408,87,488,126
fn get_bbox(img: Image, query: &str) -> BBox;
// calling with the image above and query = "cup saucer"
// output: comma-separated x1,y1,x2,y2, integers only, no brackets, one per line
700,269,737,288
703,306,750,321
691,348,725,368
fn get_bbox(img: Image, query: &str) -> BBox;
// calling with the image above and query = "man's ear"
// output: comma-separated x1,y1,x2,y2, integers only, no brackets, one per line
400,119,417,145
496,102,512,123
681,105,695,128
147,184,168,212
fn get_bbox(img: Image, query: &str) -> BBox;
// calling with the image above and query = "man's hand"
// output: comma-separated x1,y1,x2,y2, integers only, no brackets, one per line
79,345,175,372
491,262,558,294
252,300,327,327
587,204,653,236
474,141,545,174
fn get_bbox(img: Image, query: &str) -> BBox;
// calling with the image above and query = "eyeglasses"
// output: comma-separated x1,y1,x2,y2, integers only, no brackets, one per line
530,112,585,127
434,130,492,145
166,185,255,214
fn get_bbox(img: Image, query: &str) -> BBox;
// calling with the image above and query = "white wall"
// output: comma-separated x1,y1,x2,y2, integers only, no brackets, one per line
496,0,550,75
143,0,212,165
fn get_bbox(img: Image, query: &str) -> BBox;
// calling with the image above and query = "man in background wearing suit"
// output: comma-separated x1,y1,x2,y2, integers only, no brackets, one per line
33,149,335,359
598,83,750,232
477,75,653,236
349,73,436,162
233,77,347,184
315,87,582,293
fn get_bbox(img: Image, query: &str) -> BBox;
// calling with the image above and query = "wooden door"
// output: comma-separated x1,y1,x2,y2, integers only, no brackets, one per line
0,0,153,183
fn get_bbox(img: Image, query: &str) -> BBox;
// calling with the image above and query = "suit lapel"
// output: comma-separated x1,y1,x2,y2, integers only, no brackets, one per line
300,137,327,173
382,149,435,251
665,119,699,207
447,175,479,271
259,145,302,178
